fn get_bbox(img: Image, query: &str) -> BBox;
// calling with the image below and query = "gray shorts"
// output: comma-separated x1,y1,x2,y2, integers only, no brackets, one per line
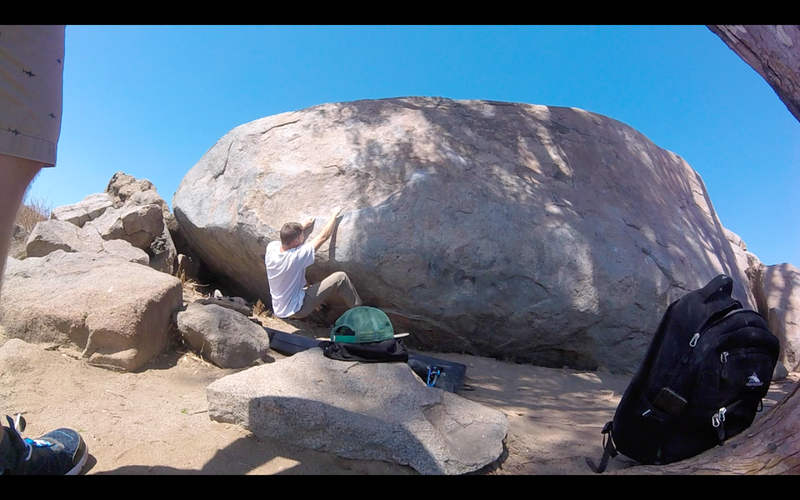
0,25,65,166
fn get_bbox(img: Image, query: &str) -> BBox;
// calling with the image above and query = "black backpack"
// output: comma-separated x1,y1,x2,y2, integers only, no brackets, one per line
588,275,780,473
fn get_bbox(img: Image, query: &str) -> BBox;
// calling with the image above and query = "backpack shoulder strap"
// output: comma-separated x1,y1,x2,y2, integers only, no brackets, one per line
586,421,618,473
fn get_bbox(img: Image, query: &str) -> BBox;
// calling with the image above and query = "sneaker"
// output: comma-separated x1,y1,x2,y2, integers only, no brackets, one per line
1,414,88,475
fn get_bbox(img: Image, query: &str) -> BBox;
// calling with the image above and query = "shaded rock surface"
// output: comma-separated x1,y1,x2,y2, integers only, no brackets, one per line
764,263,800,371
174,97,754,374
709,25,800,124
0,250,182,371
176,302,268,368
206,348,509,474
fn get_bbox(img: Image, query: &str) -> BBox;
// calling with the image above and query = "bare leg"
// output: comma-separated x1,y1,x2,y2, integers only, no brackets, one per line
0,154,43,297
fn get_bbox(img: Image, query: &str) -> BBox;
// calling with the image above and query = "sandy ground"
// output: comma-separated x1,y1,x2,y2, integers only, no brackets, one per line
1,301,796,475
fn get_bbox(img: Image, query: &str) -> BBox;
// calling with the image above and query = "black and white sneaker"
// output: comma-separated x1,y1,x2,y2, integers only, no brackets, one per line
1,414,88,475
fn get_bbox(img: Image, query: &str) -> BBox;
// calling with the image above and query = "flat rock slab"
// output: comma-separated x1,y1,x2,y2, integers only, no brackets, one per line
206,348,509,475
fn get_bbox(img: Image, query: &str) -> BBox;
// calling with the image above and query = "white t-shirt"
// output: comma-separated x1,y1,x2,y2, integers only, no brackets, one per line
265,241,315,318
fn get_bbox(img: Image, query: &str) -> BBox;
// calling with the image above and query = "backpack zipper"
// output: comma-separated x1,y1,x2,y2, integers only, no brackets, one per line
720,351,729,379
681,333,701,363
680,308,745,364
711,406,727,444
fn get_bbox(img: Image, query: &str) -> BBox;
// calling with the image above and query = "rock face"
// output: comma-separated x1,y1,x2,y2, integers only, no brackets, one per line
708,25,800,124
206,348,509,475
764,263,800,371
174,97,753,373
0,250,182,371
176,302,269,368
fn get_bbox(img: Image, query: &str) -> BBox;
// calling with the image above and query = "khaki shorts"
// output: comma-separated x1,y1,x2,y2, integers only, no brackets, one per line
0,25,65,167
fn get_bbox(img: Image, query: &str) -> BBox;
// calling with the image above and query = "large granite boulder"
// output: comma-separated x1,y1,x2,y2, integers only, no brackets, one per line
176,302,269,368
206,348,509,475
0,250,182,371
174,97,753,373
764,263,800,371
708,25,800,124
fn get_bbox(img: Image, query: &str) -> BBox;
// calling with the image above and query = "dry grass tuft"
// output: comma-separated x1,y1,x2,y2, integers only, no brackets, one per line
253,299,268,317
176,347,215,369
15,173,52,234
181,277,209,299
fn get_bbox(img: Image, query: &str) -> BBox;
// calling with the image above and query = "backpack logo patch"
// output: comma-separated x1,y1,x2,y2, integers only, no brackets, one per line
746,373,763,387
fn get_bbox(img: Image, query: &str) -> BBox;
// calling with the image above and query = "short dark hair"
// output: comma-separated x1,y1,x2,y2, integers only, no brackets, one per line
280,222,303,246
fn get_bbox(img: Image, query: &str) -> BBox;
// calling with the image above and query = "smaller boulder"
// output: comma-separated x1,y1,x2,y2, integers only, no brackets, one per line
86,204,164,250
105,171,156,208
26,219,91,257
51,193,114,228
0,250,182,371
100,239,150,266
176,302,269,368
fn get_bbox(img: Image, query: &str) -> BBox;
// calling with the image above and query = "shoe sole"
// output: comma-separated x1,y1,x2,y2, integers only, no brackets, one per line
65,436,88,475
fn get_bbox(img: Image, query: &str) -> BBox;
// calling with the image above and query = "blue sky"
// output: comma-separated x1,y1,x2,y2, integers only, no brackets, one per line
28,25,799,267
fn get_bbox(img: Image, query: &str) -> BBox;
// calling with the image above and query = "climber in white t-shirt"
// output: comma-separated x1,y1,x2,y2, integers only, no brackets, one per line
265,206,362,319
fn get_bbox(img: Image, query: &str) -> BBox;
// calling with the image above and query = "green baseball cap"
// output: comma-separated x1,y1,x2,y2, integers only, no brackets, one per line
330,306,409,344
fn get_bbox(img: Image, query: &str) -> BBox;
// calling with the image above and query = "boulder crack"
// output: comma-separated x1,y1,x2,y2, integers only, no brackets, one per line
213,141,234,181
259,119,301,135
